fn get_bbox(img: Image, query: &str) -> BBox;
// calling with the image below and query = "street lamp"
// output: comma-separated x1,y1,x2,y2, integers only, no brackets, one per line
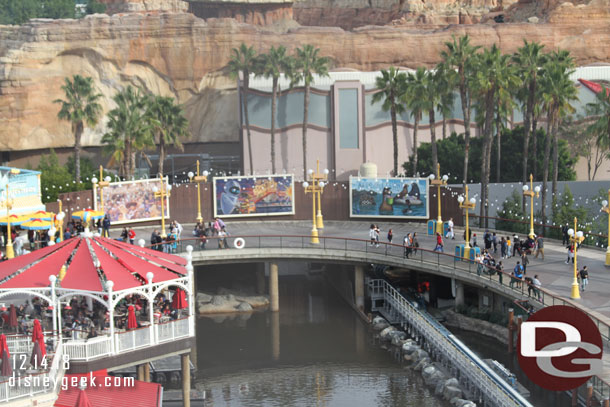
601,190,610,266
152,175,172,238
303,171,324,244
91,165,112,213
56,201,65,242
4,168,20,259
428,163,449,235
457,185,477,260
305,160,329,229
187,160,209,224
567,217,584,299
522,174,541,239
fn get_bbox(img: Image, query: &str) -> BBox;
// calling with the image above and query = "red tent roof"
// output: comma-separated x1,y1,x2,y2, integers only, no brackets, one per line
102,237,187,266
579,79,610,96
54,373,161,407
0,236,187,293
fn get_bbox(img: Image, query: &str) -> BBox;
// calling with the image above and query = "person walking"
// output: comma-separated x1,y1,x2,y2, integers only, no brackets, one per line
566,243,574,264
496,261,504,285
387,228,393,244
412,232,419,255
471,233,478,248
435,233,444,252
521,252,529,274
374,224,380,248
102,215,111,238
579,266,589,291
492,232,498,254
561,224,569,246
532,275,542,300
500,237,507,259
403,233,412,259
446,218,454,240
369,224,376,246
534,235,544,260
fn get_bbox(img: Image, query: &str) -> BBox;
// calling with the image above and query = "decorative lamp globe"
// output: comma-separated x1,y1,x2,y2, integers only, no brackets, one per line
167,185,172,191
49,275,57,284
308,169,314,175
104,176,112,183
152,186,159,193
188,172,194,179
323,169,329,175
568,228,574,236
203,170,209,177
91,177,98,184
603,200,609,208
429,174,435,180
57,212,65,221
319,182,325,188
106,280,114,290
522,185,529,192
146,272,154,283
576,231,584,239
469,198,476,204
534,186,541,193
457,196,464,203
442,175,449,182
303,182,309,188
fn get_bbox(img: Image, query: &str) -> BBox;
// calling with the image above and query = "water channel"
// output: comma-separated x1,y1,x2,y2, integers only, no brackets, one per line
189,263,573,407
193,267,448,407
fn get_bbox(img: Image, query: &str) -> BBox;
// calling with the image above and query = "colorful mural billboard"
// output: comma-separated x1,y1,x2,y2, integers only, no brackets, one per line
213,175,295,218
94,178,170,224
349,177,429,219
0,167,45,215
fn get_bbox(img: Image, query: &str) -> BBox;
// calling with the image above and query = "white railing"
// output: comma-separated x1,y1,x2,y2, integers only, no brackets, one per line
0,340,64,403
156,317,190,344
5,331,54,355
115,326,152,353
63,335,112,361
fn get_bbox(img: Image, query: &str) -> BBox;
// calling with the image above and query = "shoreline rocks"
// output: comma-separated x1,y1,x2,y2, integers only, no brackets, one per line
196,290,269,314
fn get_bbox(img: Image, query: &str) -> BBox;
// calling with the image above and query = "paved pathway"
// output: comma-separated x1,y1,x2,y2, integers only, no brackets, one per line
115,219,610,320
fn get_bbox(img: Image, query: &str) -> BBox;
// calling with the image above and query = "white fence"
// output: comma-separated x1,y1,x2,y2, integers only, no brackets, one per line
156,317,190,343
63,335,112,361
0,340,64,403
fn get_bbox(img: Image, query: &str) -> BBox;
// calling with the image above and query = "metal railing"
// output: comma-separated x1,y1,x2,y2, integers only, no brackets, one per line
369,279,533,407
63,335,112,361
115,325,152,353
0,340,64,403
156,316,190,343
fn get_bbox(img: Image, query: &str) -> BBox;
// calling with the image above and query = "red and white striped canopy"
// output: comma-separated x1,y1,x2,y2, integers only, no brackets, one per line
0,237,187,293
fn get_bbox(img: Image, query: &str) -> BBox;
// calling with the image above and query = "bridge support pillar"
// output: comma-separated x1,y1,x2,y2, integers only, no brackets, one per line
137,364,144,381
271,310,280,360
603,397,609,407
354,265,365,312
270,262,279,312
454,281,464,307
143,363,150,382
182,353,191,407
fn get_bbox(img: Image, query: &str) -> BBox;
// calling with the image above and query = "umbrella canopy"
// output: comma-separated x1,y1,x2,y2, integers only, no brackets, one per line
171,288,187,310
8,305,17,328
0,334,8,359
74,388,93,407
31,319,46,358
21,218,53,230
1,348,12,377
30,341,44,369
0,214,30,226
127,305,138,330
71,209,104,223
27,211,54,221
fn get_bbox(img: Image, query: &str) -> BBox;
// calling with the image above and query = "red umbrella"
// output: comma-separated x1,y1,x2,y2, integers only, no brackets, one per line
0,334,11,377
127,305,138,330
75,387,93,407
31,319,46,358
8,305,17,329
171,288,187,310
30,341,43,369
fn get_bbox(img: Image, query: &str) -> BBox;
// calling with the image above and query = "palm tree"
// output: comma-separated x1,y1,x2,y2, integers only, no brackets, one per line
434,63,456,140
257,46,292,174
404,67,428,176
228,43,257,175
585,85,610,150
290,45,330,179
423,69,444,173
146,95,190,176
102,86,154,179
494,60,519,183
441,35,480,186
539,53,578,224
371,67,408,175
54,75,102,184
513,41,546,200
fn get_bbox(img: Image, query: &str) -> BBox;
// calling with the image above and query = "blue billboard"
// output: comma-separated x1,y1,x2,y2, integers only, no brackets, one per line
350,177,429,219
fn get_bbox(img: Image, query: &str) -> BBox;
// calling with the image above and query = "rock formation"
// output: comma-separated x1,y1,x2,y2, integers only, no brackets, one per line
0,0,608,152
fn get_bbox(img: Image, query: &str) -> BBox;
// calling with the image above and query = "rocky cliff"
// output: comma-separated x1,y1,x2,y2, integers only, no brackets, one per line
0,2,608,151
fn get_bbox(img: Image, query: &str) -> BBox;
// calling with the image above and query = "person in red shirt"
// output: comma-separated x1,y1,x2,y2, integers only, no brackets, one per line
128,228,136,245
435,233,444,252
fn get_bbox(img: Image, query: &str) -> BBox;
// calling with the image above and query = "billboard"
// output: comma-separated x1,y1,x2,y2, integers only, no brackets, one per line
350,177,429,219
0,167,45,215
213,175,295,218
94,178,170,224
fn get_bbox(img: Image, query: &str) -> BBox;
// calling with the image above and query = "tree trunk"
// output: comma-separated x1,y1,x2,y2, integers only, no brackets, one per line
541,110,553,233
532,116,538,180
412,114,419,176
521,81,535,207
125,139,133,179
430,109,438,173
131,152,136,180
461,89,471,187
391,100,398,176
74,121,83,184
496,107,502,183
552,116,559,199
243,74,254,175
442,114,447,140
302,83,310,180
270,76,278,174
158,136,165,177
480,90,495,228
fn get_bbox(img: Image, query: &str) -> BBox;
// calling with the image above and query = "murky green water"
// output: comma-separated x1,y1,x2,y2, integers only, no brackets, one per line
194,275,448,407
